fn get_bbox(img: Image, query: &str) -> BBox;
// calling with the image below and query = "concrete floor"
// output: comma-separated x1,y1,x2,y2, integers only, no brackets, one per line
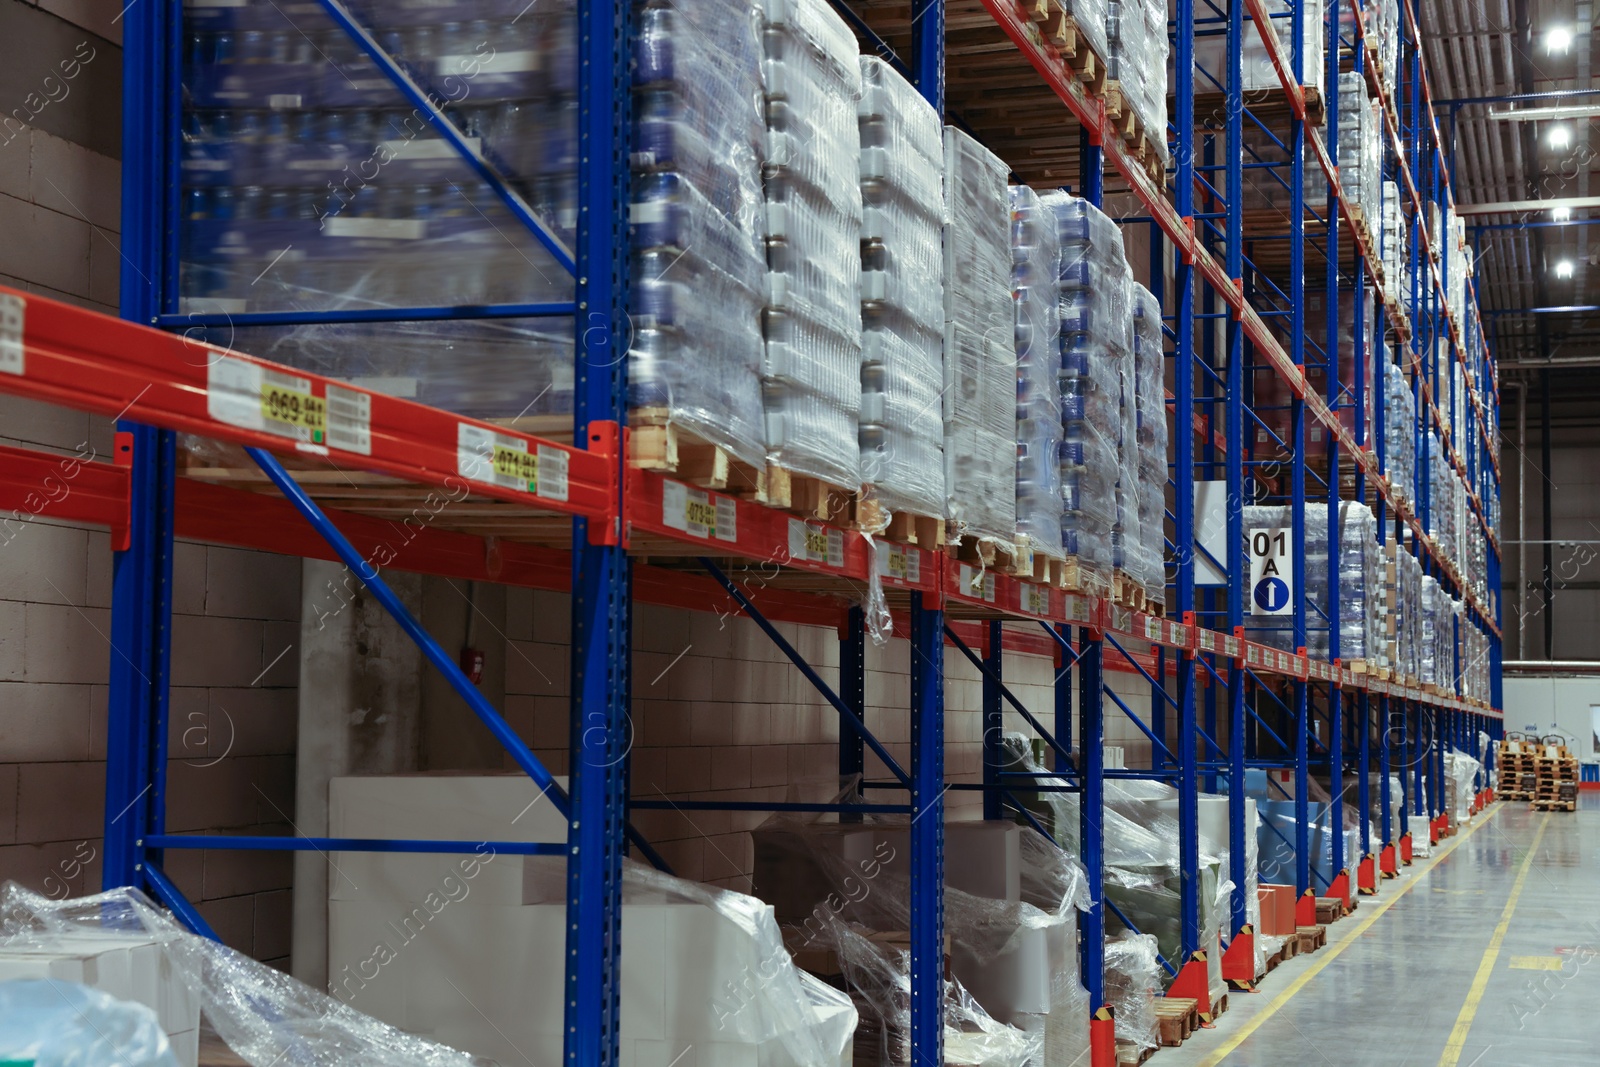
1162,794,1600,1067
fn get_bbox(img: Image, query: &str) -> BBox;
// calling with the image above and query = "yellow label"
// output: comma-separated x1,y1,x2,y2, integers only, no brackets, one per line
886,549,908,580
492,444,539,489
804,527,829,561
685,498,717,532
261,384,325,437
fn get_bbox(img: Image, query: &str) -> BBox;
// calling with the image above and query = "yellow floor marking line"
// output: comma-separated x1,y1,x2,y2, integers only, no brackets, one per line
1191,807,1502,1067
1437,813,1552,1066
1508,956,1564,971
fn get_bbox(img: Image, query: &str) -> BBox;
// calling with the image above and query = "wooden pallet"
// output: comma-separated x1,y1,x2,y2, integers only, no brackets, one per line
628,409,765,497
950,533,1018,574
1115,1039,1157,1066
1023,3,1106,95
1531,798,1578,812
1113,569,1147,612
1101,80,1166,185
1296,924,1327,953
1154,997,1201,1047
858,497,945,549
1314,897,1347,924
1005,534,1070,587
1060,556,1114,599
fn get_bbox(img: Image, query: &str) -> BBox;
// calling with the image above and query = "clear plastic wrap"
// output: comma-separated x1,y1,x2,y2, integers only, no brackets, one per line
1106,0,1169,164
0,979,179,1067
1011,185,1066,561
944,128,1020,547
1132,283,1168,607
0,883,488,1066
1103,935,1160,1053
1040,191,1126,597
857,56,946,523
1444,749,1482,826
750,811,1092,1066
1241,501,1381,662
759,0,865,491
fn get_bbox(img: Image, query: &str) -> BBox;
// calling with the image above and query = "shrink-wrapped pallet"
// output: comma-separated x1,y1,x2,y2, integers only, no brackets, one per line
629,0,769,463
1042,192,1125,596
857,56,945,524
1132,283,1168,607
759,0,865,491
1011,185,1066,560
1241,502,1381,662
1107,0,1169,163
944,128,1019,546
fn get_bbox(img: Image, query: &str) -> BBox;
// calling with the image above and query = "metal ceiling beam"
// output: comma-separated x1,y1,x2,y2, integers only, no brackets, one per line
1455,195,1600,215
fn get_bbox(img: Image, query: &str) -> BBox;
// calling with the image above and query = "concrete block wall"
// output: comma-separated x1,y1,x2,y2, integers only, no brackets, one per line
499,589,1172,892
0,2,301,969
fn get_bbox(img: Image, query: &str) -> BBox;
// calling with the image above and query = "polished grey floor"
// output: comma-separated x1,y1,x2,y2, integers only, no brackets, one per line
1159,794,1600,1067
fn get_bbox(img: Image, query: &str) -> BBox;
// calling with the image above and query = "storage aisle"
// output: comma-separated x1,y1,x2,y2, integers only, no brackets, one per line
1163,797,1600,1067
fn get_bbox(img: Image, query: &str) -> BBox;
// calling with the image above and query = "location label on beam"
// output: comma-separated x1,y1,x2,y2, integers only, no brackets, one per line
1249,525,1293,616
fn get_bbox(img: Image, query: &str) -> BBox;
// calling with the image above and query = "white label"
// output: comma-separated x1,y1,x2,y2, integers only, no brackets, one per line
1248,525,1293,616
876,541,920,584
959,564,996,603
437,49,539,75
787,519,842,567
1145,617,1163,640
324,384,372,455
207,356,325,444
267,94,304,109
456,424,567,500
0,294,23,376
1021,583,1048,616
322,217,427,240
381,137,482,161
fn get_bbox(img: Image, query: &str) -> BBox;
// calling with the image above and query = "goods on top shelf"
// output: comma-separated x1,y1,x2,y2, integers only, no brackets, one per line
632,0,770,466
758,0,866,493
857,56,947,525
1042,192,1128,599
1108,0,1171,163
944,128,1020,549
1011,185,1067,561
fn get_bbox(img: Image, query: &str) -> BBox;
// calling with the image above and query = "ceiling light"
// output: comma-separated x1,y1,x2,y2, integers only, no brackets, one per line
1550,125,1572,149
1548,25,1574,53
1553,205,1573,220
1556,259,1575,278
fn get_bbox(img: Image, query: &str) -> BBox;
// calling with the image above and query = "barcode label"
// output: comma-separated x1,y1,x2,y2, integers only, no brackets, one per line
0,294,22,376
662,481,735,541
456,424,568,501
958,564,996,603
324,384,371,455
876,542,920,584
788,519,843,567
207,356,324,444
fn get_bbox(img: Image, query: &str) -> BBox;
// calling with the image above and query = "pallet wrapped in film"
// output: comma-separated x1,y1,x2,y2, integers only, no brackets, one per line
1011,185,1066,560
0,883,487,1067
630,0,769,465
1041,191,1126,596
1105,935,1161,1054
1240,501,1382,662
759,0,865,492
944,128,1019,547
857,56,945,525
1132,283,1168,607
750,809,1091,1067
1106,0,1170,162
177,0,584,420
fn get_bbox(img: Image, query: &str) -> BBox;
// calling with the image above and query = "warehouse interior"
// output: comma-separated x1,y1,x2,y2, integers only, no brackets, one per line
0,0,1596,1063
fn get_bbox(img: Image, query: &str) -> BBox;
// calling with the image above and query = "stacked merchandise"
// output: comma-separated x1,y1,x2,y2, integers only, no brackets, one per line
1044,192,1127,598
1460,615,1488,702
1011,186,1067,561
178,1,584,420
944,129,1020,547
1380,541,1423,682
1301,287,1374,472
1107,0,1170,163
1241,502,1382,662
857,57,946,524
1426,434,1458,565
1382,358,1416,508
632,0,769,463
1132,283,1169,609
1112,295,1143,599
1193,0,1323,96
1368,0,1400,100
1314,72,1380,226
1418,575,1443,687
1380,180,1407,307
758,0,865,492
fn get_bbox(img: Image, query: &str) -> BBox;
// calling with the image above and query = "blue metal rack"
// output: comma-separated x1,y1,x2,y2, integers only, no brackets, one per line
47,0,1508,1062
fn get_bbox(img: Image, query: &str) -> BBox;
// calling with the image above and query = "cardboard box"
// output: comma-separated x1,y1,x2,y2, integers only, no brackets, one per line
1258,884,1296,936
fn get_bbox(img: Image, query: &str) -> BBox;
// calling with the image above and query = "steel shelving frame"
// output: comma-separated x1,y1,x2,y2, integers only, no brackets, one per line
0,0,1503,1063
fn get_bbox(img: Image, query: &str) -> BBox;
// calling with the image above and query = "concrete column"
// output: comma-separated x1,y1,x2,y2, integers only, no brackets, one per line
290,559,423,989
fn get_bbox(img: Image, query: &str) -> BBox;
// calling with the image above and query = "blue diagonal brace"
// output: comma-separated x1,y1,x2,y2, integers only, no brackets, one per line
945,624,1078,779
699,558,911,788
313,0,577,274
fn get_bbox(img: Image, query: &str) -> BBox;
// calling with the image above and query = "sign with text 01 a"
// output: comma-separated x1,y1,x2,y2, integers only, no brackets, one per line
1248,526,1293,615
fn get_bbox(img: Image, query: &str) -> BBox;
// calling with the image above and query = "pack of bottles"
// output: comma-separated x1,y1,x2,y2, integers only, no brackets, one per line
1131,284,1168,607
1011,186,1066,560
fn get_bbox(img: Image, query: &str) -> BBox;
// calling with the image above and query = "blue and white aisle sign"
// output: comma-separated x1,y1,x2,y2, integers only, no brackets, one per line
1249,526,1293,615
